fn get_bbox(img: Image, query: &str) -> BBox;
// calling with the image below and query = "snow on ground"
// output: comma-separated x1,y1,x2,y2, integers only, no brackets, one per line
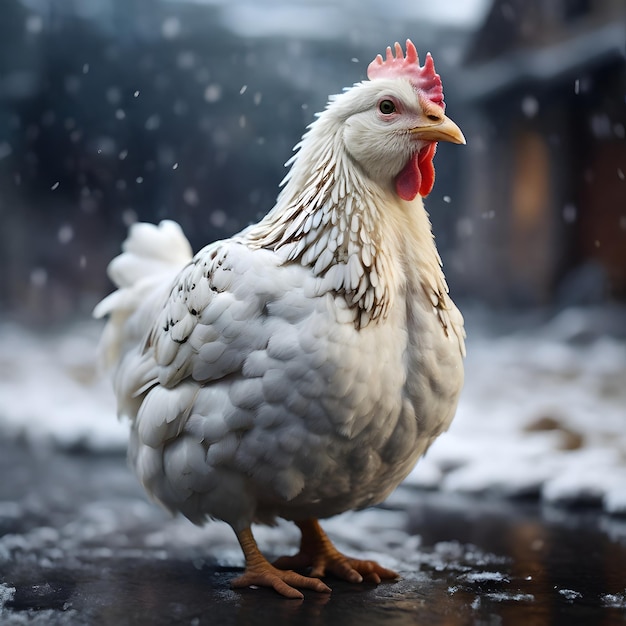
0,321,126,452
0,306,624,513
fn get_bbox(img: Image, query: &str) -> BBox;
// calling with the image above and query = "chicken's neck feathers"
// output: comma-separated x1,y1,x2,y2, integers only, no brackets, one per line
241,106,449,328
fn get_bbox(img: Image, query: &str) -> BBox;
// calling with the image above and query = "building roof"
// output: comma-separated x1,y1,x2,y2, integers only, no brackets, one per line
458,4,625,101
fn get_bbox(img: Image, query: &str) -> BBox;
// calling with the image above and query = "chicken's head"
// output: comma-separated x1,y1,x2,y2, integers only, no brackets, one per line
340,40,465,201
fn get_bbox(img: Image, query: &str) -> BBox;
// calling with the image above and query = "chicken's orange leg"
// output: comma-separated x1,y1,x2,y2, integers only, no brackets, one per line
231,527,332,599
274,518,399,584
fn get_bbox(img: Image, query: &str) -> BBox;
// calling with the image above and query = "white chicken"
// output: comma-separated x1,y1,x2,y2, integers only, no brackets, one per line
95,40,466,599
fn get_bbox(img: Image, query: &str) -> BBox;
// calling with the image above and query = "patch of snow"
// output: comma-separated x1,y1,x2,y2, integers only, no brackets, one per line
605,488,626,516
0,583,16,608
542,451,626,506
559,588,582,601
485,592,535,602
601,592,626,609
0,322,126,452
460,571,508,583
0,584,67,626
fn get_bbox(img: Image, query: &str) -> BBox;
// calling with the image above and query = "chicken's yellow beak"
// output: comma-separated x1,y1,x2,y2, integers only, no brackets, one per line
410,115,466,145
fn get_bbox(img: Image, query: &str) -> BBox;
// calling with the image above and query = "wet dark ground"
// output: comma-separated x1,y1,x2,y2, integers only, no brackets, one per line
1,439,625,625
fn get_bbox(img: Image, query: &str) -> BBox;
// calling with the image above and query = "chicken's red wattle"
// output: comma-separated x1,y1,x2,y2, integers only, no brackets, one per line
395,142,437,201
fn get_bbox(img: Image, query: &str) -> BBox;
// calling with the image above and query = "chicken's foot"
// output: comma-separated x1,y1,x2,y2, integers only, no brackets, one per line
274,518,399,584
231,527,332,599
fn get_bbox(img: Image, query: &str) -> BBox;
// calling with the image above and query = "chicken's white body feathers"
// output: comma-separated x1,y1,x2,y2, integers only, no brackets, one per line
96,76,465,534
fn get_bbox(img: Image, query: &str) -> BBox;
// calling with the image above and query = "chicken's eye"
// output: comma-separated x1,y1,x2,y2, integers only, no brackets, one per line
379,99,396,115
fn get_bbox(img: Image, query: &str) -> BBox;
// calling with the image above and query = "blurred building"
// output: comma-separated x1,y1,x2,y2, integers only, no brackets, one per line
2,0,624,321
455,0,626,306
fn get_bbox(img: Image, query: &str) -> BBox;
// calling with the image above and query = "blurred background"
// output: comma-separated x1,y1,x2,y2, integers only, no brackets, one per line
0,0,624,323
0,0,625,510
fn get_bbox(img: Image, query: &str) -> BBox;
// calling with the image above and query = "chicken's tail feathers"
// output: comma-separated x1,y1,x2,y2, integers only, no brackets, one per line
94,220,192,318
93,220,193,369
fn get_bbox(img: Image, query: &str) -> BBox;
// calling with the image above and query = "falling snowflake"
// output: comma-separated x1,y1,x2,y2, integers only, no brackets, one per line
161,17,181,39
521,96,539,118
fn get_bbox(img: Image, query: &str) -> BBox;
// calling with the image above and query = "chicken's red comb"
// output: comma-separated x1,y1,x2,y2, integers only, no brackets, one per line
367,40,444,110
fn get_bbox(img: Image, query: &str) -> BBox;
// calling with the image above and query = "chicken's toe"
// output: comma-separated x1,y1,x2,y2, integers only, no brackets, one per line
322,557,398,584
231,565,331,599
